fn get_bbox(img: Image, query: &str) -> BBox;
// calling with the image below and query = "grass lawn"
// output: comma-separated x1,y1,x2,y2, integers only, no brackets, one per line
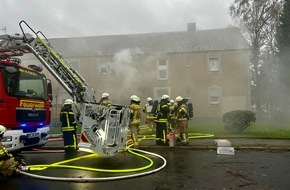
190,123,290,139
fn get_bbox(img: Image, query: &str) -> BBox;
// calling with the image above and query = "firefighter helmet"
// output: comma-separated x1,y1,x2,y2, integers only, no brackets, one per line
161,94,170,100
102,92,109,98
147,97,152,102
64,99,74,105
175,96,183,102
0,125,6,135
130,95,140,102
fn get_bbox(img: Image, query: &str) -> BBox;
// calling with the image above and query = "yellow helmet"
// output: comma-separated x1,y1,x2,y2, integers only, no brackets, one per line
130,95,140,102
161,94,170,100
64,99,73,105
147,97,152,102
175,96,183,102
102,93,109,98
0,125,6,135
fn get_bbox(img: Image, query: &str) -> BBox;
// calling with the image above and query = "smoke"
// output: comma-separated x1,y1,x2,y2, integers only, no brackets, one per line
109,48,145,104
113,48,143,73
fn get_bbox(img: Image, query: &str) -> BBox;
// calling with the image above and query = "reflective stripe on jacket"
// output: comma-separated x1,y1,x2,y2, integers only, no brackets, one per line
155,101,170,123
0,143,11,162
60,105,77,132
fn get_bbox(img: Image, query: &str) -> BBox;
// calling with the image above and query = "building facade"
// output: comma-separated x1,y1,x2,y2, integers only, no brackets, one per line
22,23,250,125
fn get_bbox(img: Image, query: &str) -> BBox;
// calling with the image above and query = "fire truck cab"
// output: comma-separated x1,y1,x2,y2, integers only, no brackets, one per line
0,58,52,152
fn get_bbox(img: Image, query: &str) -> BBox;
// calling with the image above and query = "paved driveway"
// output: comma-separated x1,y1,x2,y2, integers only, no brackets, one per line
2,144,290,190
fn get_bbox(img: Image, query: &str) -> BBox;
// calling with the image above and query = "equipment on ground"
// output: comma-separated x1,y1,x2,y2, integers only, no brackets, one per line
0,20,130,156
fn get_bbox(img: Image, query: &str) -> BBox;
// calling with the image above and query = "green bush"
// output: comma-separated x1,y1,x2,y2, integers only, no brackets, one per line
223,110,256,134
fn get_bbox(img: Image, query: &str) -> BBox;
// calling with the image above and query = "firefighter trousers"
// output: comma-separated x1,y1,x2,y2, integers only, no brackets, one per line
155,122,168,145
0,157,19,177
62,130,78,153
176,120,189,144
129,124,140,147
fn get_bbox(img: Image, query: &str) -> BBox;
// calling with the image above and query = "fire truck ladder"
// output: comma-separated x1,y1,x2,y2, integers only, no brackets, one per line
15,21,130,156
19,20,96,104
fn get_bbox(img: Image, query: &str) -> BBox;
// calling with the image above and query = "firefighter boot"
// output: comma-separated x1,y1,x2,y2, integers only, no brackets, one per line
181,133,188,145
132,133,139,148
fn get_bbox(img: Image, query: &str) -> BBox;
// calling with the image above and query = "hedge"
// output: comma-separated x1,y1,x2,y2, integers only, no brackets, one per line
223,110,256,134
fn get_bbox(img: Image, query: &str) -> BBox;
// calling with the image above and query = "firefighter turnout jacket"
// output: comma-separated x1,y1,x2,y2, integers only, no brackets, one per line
0,142,19,177
130,103,141,125
60,105,78,150
60,105,77,132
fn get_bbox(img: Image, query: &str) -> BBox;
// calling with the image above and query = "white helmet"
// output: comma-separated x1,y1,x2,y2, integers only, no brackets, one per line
102,92,109,98
147,97,152,102
170,99,174,104
161,94,170,100
0,125,6,135
64,99,74,105
175,96,183,102
130,95,140,102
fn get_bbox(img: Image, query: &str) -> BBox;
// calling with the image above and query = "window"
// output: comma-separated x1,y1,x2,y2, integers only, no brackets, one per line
208,55,220,72
2,66,46,100
154,87,170,100
100,64,109,75
98,59,109,75
208,86,221,105
158,59,168,80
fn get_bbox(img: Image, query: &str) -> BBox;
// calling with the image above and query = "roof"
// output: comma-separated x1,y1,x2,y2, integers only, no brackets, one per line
49,27,249,57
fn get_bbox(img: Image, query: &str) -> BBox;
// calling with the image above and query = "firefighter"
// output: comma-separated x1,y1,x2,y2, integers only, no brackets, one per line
142,97,155,132
99,92,111,105
168,99,177,131
155,94,170,145
60,99,78,155
129,95,141,148
98,92,111,118
0,125,26,180
173,96,189,145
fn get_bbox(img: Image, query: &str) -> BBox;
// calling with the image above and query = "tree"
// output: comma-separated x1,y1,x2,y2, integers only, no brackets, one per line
230,0,283,119
276,0,290,119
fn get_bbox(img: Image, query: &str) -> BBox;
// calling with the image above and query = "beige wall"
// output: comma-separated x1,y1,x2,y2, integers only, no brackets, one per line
20,48,250,125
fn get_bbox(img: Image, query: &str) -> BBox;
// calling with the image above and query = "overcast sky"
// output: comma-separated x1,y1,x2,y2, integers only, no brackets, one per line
0,0,235,38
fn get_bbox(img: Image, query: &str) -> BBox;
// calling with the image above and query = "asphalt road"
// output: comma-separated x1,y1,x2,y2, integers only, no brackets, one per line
2,139,290,190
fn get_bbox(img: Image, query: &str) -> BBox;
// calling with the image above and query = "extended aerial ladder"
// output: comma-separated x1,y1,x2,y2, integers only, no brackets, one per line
0,20,130,156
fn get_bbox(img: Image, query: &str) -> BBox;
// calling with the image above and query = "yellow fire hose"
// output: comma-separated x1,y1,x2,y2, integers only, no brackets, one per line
18,130,214,182
18,147,167,182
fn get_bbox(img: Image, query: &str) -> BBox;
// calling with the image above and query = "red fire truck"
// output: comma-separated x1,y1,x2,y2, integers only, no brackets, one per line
0,56,52,152
0,21,129,156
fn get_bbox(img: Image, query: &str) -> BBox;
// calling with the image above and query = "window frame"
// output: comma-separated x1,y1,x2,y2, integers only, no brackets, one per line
208,55,220,72
157,59,168,80
98,59,110,75
208,86,222,105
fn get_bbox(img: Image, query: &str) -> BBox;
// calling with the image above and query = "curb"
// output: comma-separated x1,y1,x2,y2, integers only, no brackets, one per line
44,136,290,151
